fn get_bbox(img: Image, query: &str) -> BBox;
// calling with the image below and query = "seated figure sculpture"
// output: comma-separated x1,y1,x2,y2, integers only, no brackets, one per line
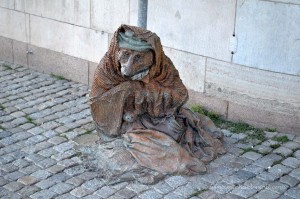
90,25,226,184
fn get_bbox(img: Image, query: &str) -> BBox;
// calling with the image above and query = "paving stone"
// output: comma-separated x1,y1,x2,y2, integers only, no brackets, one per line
17,186,40,197
282,157,300,168
49,182,74,194
0,177,9,186
64,165,86,176
18,175,38,185
19,165,40,175
1,192,22,199
268,164,292,177
111,182,129,191
65,176,85,186
280,175,299,187
19,122,35,130
38,147,57,157
56,193,77,199
0,136,18,146
138,189,163,199
165,176,188,188
223,170,256,185
242,164,265,175
0,163,19,172
78,172,98,181
126,183,150,194
83,195,103,199
51,149,77,161
283,141,300,150
289,168,300,180
47,164,65,174
242,151,263,161
41,121,60,130
53,142,74,152
234,156,253,166
115,188,136,198
43,130,57,138
9,150,27,159
35,158,57,169
3,143,23,154
253,189,281,199
55,126,70,133
70,187,93,197
199,173,222,185
294,136,300,143
81,178,104,190
4,170,25,181
210,181,234,194
268,181,289,194
31,169,52,180
35,179,57,189
262,140,280,147
47,172,71,183
257,171,280,182
253,154,283,169
235,177,268,198
107,194,127,199
213,166,236,176
0,131,12,139
48,136,67,145
11,111,26,117
198,190,220,199
25,153,45,162
221,193,244,199
294,150,300,159
153,182,173,194
24,139,51,152
11,117,27,125
278,195,296,199
4,181,24,191
285,187,300,199
30,189,57,199
27,126,45,135
95,186,117,198
0,187,10,198
273,146,293,157
164,192,184,199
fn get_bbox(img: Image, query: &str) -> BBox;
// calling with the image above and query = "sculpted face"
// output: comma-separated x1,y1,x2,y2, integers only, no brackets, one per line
118,48,154,80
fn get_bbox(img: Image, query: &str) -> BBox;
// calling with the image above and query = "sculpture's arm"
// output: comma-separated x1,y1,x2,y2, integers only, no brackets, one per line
143,57,188,117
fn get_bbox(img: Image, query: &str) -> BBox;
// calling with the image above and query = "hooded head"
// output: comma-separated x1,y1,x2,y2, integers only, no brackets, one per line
106,24,165,80
117,30,154,80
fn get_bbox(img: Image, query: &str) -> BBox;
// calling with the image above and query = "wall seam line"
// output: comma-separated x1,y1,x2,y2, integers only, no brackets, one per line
88,61,90,87
231,0,238,63
260,0,300,6
89,0,92,28
203,57,207,94
11,39,14,64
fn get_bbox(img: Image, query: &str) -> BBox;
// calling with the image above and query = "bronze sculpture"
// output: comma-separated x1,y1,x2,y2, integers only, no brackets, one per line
90,25,225,184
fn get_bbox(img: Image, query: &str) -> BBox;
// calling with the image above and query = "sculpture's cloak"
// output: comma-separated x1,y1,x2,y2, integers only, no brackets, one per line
90,25,225,178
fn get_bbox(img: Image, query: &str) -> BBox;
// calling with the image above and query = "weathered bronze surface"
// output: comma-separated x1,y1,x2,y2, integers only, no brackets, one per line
90,25,225,184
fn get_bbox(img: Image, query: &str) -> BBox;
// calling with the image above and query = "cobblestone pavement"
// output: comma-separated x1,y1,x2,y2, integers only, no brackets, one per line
1,62,300,199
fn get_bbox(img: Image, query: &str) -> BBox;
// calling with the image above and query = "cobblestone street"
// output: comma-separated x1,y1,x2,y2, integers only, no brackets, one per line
0,62,300,199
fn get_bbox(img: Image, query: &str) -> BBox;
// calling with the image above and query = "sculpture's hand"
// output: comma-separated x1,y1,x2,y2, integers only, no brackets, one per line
123,112,136,123
143,81,174,117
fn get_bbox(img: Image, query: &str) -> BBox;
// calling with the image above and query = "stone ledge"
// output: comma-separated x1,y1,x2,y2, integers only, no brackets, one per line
27,44,89,84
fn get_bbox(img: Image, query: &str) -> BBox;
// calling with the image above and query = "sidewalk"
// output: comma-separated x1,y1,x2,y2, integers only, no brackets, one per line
0,62,299,199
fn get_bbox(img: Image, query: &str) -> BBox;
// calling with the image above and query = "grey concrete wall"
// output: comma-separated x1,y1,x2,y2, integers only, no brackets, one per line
0,0,299,133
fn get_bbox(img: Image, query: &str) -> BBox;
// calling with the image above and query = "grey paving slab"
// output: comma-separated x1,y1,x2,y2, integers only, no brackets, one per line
0,63,300,199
